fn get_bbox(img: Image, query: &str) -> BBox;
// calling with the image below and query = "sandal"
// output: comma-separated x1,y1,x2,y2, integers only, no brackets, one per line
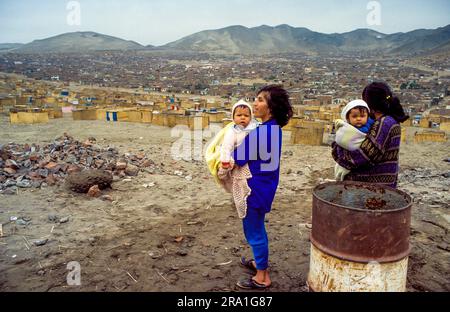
240,256,257,272
236,277,270,290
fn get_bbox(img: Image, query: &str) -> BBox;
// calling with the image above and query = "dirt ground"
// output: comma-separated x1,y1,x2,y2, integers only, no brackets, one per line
0,115,449,292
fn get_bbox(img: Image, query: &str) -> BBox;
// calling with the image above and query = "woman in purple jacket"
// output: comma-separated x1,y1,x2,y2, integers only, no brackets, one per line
233,85,293,289
332,82,410,188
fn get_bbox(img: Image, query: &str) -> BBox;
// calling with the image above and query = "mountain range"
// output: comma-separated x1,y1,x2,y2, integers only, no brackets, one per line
1,24,450,55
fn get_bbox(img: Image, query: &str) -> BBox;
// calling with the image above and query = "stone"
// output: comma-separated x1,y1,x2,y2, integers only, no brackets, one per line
29,153,39,161
1,187,17,195
176,249,188,257
3,167,16,175
94,159,105,168
16,180,32,188
16,219,29,226
28,171,41,180
174,236,184,243
100,195,113,201
37,168,49,178
87,185,101,197
4,179,16,187
45,174,57,186
141,159,154,168
59,217,69,223
136,153,145,160
115,161,127,170
86,156,94,166
5,159,19,169
67,164,81,174
33,239,48,246
66,155,77,164
66,170,113,194
125,164,139,177
45,162,59,171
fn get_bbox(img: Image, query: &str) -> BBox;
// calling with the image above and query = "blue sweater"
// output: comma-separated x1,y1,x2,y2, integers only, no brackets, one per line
357,118,375,134
233,119,282,214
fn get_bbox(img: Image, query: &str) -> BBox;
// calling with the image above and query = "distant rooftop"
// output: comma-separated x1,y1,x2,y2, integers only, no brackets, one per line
430,108,450,116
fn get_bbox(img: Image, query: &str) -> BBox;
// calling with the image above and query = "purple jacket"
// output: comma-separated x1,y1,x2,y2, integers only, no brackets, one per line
332,116,402,188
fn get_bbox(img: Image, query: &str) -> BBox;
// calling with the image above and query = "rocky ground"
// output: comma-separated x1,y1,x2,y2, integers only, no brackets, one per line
0,116,449,292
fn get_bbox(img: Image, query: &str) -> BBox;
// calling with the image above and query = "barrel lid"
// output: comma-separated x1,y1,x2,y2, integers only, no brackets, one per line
313,181,412,213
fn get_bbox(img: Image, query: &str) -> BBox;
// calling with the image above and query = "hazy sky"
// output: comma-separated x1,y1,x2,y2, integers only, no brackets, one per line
1,0,449,46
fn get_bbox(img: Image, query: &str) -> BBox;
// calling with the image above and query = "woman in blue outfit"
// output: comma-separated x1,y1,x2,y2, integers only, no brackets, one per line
233,85,293,289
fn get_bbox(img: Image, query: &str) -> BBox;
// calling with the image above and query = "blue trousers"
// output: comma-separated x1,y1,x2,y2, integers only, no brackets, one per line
243,208,269,270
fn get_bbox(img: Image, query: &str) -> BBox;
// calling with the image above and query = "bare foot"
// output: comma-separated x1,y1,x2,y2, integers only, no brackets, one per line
253,270,272,287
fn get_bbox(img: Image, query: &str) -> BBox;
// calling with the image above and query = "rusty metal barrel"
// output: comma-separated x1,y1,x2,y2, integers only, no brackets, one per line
308,182,412,292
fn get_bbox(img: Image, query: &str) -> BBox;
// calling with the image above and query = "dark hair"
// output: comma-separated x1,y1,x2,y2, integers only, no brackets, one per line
362,82,409,123
257,85,293,128
346,107,369,120
233,105,251,118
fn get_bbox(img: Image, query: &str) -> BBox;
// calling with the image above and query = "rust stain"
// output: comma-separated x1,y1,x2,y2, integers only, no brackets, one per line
312,182,412,263
365,197,387,210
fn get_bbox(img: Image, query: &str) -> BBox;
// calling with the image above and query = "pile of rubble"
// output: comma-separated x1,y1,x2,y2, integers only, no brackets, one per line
0,133,159,195
399,167,450,208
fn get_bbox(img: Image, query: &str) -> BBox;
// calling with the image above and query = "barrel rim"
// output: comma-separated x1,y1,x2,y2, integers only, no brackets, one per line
312,181,412,213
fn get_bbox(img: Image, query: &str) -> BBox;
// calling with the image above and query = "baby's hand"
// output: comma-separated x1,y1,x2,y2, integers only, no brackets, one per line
335,119,346,129
335,164,350,181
